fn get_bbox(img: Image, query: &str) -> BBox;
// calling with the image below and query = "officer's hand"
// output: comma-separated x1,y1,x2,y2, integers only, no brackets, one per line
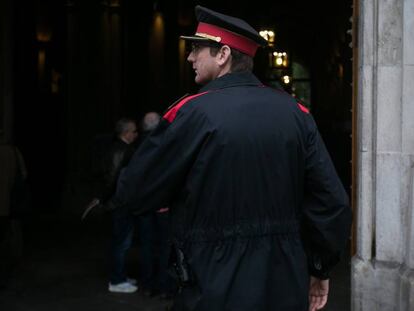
308,276,329,311
81,198,119,221
81,198,104,221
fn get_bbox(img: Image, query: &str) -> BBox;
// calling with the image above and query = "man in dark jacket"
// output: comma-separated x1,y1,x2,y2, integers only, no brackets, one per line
135,112,175,298
103,6,351,310
92,118,139,293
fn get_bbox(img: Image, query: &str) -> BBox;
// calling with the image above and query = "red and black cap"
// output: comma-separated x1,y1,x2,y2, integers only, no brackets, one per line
180,5,268,57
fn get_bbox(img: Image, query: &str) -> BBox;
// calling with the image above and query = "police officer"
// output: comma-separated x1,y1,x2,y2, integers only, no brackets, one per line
103,5,351,311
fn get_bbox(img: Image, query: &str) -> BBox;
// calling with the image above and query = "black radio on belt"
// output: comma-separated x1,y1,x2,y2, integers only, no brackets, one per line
171,242,194,286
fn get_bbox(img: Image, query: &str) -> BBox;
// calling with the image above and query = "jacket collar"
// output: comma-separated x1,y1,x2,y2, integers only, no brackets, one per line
199,71,263,93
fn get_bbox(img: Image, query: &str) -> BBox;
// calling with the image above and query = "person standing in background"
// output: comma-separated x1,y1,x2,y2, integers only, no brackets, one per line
89,118,139,293
0,132,28,289
135,112,175,299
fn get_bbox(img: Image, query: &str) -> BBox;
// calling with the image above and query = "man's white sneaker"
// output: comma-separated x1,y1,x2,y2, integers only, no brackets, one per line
108,282,138,293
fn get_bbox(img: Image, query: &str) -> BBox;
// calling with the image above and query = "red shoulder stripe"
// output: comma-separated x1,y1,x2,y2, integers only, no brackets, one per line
163,91,210,123
297,103,309,114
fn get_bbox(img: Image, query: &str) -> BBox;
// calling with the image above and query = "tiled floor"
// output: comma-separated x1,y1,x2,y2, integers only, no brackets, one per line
0,214,350,311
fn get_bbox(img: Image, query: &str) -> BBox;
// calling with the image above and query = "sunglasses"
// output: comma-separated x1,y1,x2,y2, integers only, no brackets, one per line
186,41,222,54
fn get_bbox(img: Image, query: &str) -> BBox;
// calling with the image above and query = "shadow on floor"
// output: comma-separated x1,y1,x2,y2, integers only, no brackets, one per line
0,213,350,311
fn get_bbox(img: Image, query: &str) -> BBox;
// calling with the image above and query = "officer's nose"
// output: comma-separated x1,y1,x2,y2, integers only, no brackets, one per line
187,52,195,63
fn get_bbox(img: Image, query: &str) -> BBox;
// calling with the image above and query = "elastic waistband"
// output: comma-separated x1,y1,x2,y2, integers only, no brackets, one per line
175,220,300,243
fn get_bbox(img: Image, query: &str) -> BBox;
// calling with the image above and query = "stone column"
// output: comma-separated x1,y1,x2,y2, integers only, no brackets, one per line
400,0,414,309
352,0,414,310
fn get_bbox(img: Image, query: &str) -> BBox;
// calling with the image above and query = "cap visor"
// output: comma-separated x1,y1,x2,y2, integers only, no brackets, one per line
179,35,212,42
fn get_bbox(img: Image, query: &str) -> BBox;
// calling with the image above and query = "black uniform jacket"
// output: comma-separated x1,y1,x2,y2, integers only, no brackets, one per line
112,72,352,311
98,138,135,202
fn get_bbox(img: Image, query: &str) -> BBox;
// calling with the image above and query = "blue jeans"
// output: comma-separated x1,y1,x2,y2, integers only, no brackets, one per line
109,209,134,285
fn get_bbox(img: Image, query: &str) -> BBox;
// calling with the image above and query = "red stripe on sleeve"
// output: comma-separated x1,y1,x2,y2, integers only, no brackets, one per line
163,91,210,123
297,103,310,114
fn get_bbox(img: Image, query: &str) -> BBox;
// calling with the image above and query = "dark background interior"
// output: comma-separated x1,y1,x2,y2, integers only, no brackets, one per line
7,0,353,214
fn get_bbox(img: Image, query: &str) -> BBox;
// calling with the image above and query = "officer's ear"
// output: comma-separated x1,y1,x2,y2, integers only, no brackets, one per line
216,45,232,66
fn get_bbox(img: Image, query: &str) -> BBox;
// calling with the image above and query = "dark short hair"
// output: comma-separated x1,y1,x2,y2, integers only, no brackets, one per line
141,112,161,131
114,118,136,137
208,45,254,72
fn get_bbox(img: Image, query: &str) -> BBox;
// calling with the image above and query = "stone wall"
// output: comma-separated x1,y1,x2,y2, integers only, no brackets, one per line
352,0,414,310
